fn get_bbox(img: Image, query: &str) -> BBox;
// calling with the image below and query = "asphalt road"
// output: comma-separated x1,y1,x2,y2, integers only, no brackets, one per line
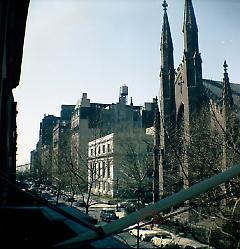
87,207,156,248
114,231,156,249
37,190,156,248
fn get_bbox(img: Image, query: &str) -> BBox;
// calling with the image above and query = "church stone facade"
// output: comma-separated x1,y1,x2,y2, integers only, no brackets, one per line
159,0,240,198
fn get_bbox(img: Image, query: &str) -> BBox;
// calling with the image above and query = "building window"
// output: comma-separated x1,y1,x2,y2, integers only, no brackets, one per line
98,162,101,177
107,165,110,178
103,181,105,191
102,144,105,153
93,163,96,179
98,146,101,155
102,161,105,177
91,148,93,156
107,144,111,152
89,162,94,181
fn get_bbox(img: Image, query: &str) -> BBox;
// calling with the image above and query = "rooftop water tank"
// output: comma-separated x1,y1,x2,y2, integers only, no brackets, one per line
120,85,128,96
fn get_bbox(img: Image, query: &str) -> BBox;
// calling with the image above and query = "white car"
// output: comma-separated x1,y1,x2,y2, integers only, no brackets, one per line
151,233,213,249
129,227,172,242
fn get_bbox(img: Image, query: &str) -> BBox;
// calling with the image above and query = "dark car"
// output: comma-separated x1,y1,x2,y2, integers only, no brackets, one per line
74,200,86,207
100,209,119,222
67,196,76,202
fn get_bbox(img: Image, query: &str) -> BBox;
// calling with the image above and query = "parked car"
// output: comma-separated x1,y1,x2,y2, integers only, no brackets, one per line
129,227,172,242
151,233,212,249
73,200,86,207
67,196,76,202
100,209,119,222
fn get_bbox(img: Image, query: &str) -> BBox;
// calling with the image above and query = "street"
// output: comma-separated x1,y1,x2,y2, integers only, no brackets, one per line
87,207,156,249
26,186,162,248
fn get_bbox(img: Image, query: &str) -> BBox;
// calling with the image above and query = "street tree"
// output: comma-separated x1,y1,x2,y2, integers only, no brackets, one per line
161,102,240,249
114,128,154,208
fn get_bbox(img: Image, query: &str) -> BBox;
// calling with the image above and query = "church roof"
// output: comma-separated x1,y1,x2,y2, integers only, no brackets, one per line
203,79,240,107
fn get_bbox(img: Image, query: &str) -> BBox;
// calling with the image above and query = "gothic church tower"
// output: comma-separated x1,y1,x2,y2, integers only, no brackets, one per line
174,0,203,189
159,0,176,197
175,0,203,136
160,0,204,197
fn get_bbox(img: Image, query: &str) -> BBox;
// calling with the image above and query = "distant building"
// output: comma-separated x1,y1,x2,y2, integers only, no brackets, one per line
30,149,38,179
52,120,71,186
31,105,74,184
37,114,59,183
31,86,155,188
70,86,155,191
88,129,154,199
88,134,115,197
60,104,75,121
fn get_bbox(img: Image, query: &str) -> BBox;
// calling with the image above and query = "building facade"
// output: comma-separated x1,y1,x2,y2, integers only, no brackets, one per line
88,128,154,200
30,105,74,184
69,86,155,191
31,86,155,188
88,134,115,197
159,0,240,200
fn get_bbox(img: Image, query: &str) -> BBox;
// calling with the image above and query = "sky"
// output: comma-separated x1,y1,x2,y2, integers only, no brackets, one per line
13,0,240,166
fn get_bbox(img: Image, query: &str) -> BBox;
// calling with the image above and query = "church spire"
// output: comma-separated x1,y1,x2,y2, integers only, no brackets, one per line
160,0,175,125
223,60,233,109
161,0,174,72
183,0,199,57
222,61,234,173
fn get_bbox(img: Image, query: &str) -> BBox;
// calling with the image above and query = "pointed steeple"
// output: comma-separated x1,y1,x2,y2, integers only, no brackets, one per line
222,60,233,109
181,0,202,90
159,0,176,128
222,61,234,173
183,0,199,56
161,0,174,72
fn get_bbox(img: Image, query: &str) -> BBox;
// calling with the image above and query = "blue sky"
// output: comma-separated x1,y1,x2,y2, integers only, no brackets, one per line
14,0,240,166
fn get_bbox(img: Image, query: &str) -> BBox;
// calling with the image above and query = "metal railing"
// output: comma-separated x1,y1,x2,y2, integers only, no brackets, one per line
55,163,240,248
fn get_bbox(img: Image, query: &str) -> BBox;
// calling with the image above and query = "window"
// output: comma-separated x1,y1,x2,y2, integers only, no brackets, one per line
107,165,110,178
98,146,101,154
107,143,111,152
102,144,105,153
90,148,93,156
103,181,105,190
102,161,105,177
93,163,96,180
98,162,101,177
